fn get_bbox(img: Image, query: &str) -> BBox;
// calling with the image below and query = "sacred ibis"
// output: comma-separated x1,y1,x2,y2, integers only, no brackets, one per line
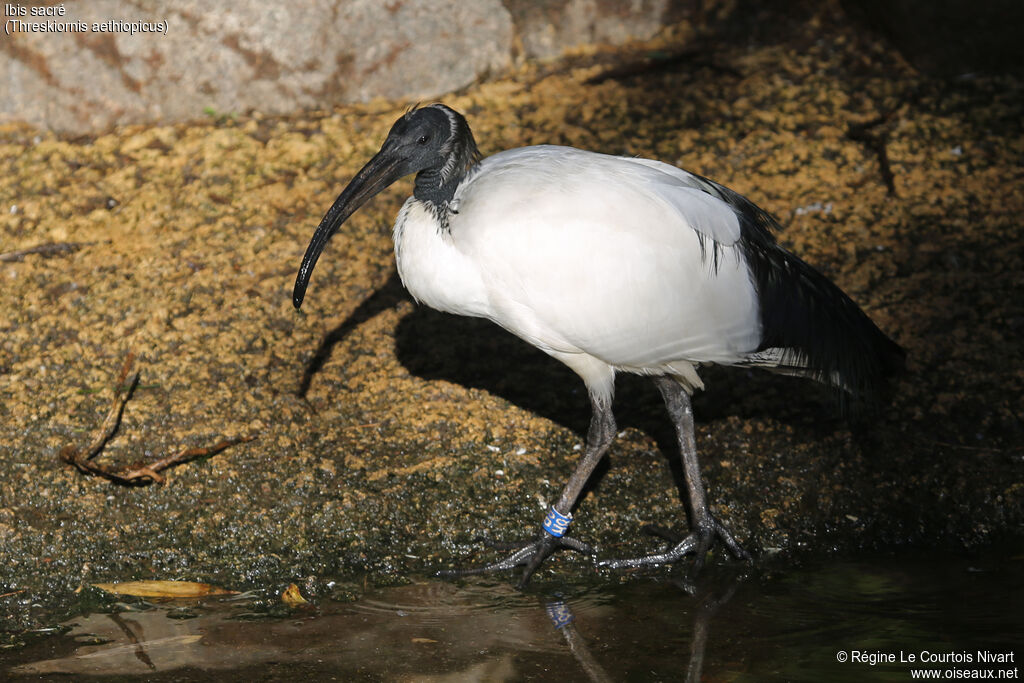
293,104,904,587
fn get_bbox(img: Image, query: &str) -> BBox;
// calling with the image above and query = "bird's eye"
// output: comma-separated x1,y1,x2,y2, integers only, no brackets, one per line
417,134,430,145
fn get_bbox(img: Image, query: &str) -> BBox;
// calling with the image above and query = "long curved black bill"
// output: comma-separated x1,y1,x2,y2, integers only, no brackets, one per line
293,148,405,309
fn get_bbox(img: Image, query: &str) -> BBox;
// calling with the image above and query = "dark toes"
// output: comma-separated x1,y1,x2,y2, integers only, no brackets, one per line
440,533,596,588
599,515,748,571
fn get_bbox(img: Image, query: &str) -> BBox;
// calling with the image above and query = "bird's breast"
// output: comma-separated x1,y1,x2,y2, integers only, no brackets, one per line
393,198,489,317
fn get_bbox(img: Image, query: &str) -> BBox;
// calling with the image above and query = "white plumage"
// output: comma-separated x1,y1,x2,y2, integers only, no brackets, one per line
293,104,904,587
395,145,761,397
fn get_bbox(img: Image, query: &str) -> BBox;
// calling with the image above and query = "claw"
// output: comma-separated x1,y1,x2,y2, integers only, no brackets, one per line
438,533,596,588
598,515,750,570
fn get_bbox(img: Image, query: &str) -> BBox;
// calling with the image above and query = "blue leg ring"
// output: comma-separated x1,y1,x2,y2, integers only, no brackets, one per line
542,506,573,538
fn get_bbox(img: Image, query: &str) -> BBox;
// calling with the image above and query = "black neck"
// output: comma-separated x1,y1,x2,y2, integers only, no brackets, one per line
413,165,467,207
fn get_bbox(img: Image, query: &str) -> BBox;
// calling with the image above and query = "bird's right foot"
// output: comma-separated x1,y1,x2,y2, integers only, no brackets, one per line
438,533,595,588
437,506,595,588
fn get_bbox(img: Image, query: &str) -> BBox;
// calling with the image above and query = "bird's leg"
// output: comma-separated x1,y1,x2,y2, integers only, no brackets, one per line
600,376,750,570
439,393,616,588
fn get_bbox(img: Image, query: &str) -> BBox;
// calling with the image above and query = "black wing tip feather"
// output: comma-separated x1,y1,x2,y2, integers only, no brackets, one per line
703,177,905,408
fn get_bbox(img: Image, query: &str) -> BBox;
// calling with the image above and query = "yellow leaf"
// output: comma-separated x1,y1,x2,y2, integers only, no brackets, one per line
281,583,308,607
91,580,236,598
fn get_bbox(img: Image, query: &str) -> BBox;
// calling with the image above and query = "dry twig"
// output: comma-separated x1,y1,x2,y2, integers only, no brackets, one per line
0,241,93,262
61,352,139,468
846,96,918,197
60,351,256,486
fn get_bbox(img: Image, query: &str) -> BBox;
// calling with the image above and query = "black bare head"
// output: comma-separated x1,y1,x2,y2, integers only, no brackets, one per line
292,104,480,309
390,104,480,206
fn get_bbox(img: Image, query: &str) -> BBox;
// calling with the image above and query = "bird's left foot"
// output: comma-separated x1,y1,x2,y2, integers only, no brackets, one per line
438,533,595,589
598,516,750,571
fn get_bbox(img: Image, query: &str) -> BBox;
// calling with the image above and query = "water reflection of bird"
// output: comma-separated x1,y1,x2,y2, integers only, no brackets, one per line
293,104,904,588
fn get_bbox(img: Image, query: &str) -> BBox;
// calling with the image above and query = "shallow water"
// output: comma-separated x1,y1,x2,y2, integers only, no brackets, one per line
4,549,1021,682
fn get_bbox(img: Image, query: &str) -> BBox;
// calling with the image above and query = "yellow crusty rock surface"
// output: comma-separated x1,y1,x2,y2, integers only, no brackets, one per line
0,1,1021,629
